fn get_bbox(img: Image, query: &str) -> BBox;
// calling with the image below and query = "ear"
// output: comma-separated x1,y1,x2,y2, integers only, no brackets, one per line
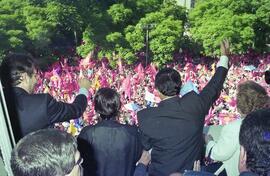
17,72,28,86
21,72,29,81
239,145,248,173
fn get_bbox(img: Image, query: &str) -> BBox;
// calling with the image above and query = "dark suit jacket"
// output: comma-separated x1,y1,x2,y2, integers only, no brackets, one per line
5,87,87,141
78,120,143,176
137,67,228,176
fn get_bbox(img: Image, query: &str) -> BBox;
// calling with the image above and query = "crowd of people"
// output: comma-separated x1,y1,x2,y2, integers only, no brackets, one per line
1,40,270,176
32,50,270,135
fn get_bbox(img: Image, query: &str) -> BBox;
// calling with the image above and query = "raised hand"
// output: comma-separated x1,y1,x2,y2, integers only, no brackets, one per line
220,39,230,56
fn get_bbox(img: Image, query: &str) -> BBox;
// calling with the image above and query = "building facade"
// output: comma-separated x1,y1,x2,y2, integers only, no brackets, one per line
177,0,196,9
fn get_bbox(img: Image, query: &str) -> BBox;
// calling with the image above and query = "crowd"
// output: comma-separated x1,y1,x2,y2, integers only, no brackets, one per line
1,40,270,176
34,50,269,135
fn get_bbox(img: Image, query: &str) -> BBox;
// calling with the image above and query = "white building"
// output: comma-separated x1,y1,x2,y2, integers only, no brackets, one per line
177,0,196,9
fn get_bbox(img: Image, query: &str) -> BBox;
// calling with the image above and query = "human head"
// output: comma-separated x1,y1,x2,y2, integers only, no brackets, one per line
11,129,82,176
0,53,38,93
94,87,121,120
239,108,270,175
237,81,268,116
154,68,181,97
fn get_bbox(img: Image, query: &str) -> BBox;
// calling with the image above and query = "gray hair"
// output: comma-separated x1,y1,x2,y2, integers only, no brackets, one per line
11,129,77,176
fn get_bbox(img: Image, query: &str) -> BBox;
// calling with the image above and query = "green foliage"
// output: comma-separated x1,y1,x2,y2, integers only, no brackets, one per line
134,0,163,14
76,26,96,57
1,0,268,65
46,2,83,32
189,0,269,55
0,0,26,55
23,5,56,49
125,1,185,66
107,4,132,25
254,0,270,51
150,17,183,65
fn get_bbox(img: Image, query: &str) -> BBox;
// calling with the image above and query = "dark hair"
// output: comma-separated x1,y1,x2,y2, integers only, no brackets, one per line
10,129,77,176
239,108,270,176
155,68,181,96
237,81,268,115
0,53,37,87
265,70,270,85
94,88,121,119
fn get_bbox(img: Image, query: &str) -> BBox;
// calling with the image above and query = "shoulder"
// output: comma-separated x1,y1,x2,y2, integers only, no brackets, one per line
137,107,155,118
78,125,94,139
75,94,87,100
223,119,242,130
220,119,242,137
127,124,139,133
20,93,50,104
181,91,200,101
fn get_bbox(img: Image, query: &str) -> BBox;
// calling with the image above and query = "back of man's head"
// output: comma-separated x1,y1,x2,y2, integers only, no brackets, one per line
239,108,270,176
0,53,36,87
11,129,77,176
155,68,181,96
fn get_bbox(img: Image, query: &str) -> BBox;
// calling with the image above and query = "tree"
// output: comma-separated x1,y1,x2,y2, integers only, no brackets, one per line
189,0,268,55
125,1,185,66
254,0,270,51
46,1,83,45
76,26,95,57
23,5,56,50
0,0,27,60
107,3,132,25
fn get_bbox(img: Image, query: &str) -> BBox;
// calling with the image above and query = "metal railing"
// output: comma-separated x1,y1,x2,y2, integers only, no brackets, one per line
0,80,15,176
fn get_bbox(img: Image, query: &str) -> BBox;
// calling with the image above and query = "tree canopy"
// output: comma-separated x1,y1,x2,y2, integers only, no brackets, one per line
189,0,270,55
0,0,269,64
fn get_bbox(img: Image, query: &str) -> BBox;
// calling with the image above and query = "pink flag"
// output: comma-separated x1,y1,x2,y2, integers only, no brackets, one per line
100,75,109,87
135,63,145,81
122,76,131,99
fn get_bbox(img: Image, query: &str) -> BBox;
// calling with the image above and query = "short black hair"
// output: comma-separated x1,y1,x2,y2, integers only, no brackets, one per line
94,88,121,119
0,53,37,87
155,68,181,96
239,108,270,176
11,129,77,176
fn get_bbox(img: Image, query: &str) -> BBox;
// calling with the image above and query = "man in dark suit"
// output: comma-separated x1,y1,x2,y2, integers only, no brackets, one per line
137,41,230,176
0,53,90,141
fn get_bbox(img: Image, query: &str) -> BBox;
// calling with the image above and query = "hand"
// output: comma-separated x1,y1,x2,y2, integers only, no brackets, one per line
220,39,230,56
204,134,214,144
193,160,201,171
138,150,151,166
78,78,91,89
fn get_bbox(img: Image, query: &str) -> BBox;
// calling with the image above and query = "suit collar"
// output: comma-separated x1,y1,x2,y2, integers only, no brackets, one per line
158,96,179,107
98,119,120,126
13,87,29,95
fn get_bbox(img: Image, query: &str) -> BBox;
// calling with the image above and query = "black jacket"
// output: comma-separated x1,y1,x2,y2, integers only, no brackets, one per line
137,67,228,176
5,87,87,141
78,120,143,176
